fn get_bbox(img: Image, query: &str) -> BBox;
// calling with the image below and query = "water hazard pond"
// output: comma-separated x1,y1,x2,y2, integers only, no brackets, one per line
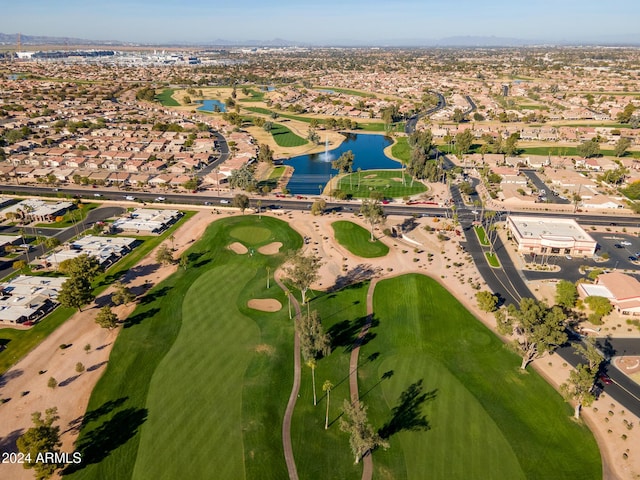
283,133,399,195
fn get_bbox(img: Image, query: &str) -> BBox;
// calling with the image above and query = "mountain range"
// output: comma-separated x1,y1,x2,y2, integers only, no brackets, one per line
1,32,638,48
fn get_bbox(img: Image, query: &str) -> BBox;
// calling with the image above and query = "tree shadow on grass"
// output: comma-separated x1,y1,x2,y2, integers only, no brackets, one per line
63,407,148,474
138,286,172,305
328,315,378,353
123,307,160,328
65,397,129,434
378,379,437,439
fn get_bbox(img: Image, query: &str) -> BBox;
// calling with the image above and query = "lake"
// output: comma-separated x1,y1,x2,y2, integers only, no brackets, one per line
197,99,227,112
283,133,399,194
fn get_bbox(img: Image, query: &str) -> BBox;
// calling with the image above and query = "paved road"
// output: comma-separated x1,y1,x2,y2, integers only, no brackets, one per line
0,206,124,280
404,91,446,135
453,177,640,417
520,169,570,205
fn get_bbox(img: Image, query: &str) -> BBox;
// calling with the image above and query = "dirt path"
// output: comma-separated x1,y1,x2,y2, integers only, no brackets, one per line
0,210,215,480
276,274,301,480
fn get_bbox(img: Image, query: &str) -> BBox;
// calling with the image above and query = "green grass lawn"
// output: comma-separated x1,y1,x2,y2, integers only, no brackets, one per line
0,213,193,376
291,281,370,479
155,88,180,107
66,215,302,479
270,123,308,147
331,221,389,258
485,251,501,267
357,274,601,480
336,170,426,199
474,225,489,246
391,136,410,164
239,88,266,102
268,166,286,180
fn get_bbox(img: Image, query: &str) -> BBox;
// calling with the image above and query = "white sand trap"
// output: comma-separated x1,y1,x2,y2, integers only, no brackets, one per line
364,174,377,179
229,242,248,254
258,242,283,255
248,298,282,312
391,177,404,182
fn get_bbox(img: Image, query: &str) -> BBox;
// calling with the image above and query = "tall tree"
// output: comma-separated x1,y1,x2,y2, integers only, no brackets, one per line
296,310,331,405
111,281,135,306
496,298,567,370
475,291,498,312
228,164,257,191
17,407,62,480
95,305,119,330
58,275,93,312
504,133,520,157
155,244,174,265
576,139,601,158
360,198,386,241
455,129,474,157
257,143,274,164
323,379,334,429
560,364,597,419
285,253,322,305
555,280,578,309
232,193,250,214
614,137,631,157
332,150,355,174
339,400,389,464
58,254,102,280
310,199,326,216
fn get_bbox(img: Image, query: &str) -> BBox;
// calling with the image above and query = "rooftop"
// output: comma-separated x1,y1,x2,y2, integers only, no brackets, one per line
508,216,595,242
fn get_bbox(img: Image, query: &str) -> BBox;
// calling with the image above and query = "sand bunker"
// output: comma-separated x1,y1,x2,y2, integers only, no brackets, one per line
229,242,248,254
248,298,282,312
364,174,377,179
258,242,282,255
392,177,404,182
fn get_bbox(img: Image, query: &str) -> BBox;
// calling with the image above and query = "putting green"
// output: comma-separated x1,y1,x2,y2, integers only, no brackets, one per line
230,225,272,244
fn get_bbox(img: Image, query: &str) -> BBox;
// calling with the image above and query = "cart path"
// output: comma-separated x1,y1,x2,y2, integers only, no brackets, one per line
276,274,301,480
348,277,380,480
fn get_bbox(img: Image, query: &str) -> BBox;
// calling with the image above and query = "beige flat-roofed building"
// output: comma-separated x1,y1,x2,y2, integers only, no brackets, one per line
578,272,640,315
507,215,597,257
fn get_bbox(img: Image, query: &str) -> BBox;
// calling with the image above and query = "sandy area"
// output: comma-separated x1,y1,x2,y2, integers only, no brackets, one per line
228,242,248,254
0,210,216,480
258,242,282,255
0,204,638,479
247,299,282,312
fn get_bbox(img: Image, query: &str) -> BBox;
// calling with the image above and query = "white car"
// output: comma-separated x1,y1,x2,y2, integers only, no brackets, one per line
620,241,632,246
220,199,230,204
124,195,136,201
155,197,166,202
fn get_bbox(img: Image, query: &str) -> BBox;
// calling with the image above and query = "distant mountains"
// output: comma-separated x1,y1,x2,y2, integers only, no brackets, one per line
1,32,638,48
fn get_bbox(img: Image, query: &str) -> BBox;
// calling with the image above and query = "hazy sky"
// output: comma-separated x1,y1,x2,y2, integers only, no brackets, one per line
2,0,639,44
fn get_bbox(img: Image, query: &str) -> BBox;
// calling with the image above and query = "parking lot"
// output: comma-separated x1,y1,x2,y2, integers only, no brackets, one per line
521,231,640,283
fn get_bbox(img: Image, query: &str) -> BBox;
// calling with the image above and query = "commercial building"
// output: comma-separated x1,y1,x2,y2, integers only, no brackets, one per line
507,215,597,257
578,272,640,316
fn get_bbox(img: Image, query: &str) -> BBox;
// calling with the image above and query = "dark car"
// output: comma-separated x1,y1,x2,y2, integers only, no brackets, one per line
629,256,638,262
614,244,624,248
598,373,613,385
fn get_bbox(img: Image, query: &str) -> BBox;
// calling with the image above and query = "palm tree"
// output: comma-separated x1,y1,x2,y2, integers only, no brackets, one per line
307,358,318,406
322,380,334,429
